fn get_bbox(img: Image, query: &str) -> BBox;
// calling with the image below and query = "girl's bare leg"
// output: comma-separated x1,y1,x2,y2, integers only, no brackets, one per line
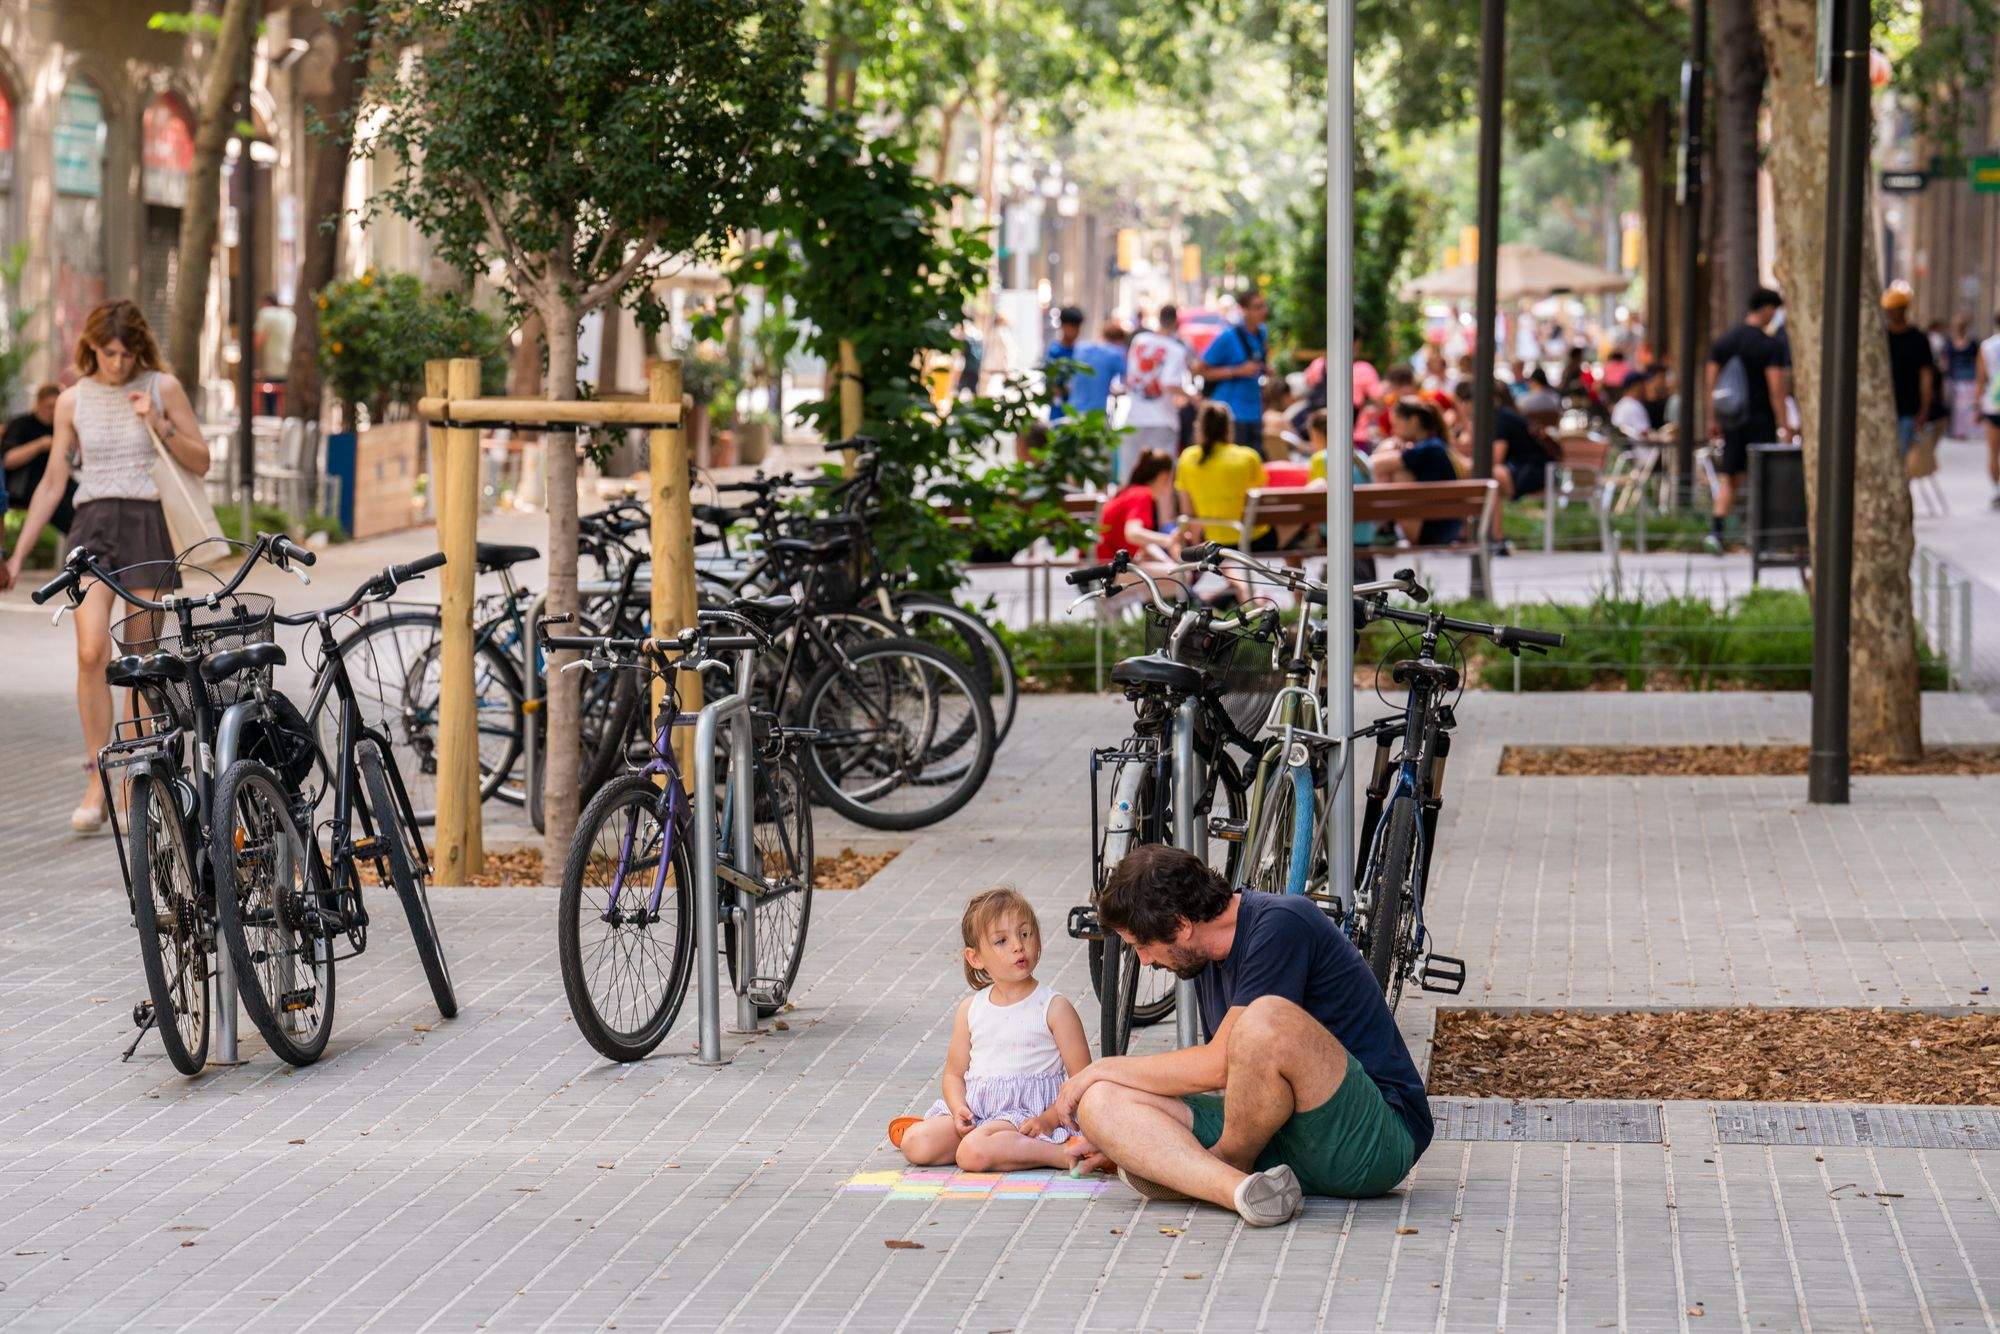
899,1115,965,1167
72,582,118,817
955,1121,1071,1172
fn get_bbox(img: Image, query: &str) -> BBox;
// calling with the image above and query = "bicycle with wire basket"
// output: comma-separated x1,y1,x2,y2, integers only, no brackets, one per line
33,535,458,1072
1058,548,1282,1058
542,605,816,1062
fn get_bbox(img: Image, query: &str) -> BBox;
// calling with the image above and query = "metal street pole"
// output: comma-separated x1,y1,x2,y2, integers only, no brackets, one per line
1326,0,1356,910
235,134,256,541
1469,0,1504,601
1673,0,1709,509
1808,0,1867,805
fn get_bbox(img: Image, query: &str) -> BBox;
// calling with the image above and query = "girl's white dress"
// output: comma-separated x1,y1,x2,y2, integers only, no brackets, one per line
925,982,1073,1143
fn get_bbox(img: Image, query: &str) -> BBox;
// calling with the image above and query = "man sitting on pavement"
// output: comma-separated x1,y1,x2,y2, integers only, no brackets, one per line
1053,845,1433,1226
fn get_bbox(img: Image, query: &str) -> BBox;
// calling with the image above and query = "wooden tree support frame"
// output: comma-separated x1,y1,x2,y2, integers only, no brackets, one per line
417,357,690,882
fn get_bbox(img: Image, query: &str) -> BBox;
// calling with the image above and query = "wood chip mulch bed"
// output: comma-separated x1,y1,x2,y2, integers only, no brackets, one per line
1498,743,2000,778
418,845,899,890
1429,1008,2000,1105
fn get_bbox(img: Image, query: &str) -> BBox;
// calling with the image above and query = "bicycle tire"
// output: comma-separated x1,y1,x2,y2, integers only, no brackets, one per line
1098,938,1141,1057
723,756,814,1016
356,739,457,1018
332,611,522,824
892,595,1018,745
128,773,210,1075
798,637,995,831
1358,796,1416,1001
558,773,695,1062
214,760,336,1067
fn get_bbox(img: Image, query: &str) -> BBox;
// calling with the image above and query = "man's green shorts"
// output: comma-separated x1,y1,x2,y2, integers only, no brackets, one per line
1181,1053,1416,1198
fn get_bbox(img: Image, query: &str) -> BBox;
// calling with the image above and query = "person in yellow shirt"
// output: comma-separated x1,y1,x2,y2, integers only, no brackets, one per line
1175,402,1271,550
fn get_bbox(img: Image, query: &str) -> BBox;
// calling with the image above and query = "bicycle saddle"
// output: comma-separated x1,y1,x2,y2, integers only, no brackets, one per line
475,542,540,572
106,651,189,688
1109,653,1206,695
725,595,797,629
199,641,287,684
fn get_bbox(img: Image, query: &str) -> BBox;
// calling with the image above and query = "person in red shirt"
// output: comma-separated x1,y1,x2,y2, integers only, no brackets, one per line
1096,450,1186,564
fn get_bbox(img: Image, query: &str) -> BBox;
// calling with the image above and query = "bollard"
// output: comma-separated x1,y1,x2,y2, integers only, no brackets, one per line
1172,697,1202,1049
730,645,762,1036
691,690,747,1065
212,922,240,1065
1958,579,1974,689
1917,548,1932,629
1936,563,1952,671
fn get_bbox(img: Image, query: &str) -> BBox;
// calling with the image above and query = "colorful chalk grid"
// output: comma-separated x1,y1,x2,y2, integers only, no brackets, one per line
840,1168,1114,1200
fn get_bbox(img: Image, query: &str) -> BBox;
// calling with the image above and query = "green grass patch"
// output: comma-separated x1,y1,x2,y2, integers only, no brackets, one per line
1498,496,1714,552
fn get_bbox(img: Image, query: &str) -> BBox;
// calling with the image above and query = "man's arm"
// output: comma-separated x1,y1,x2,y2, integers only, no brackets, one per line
1920,362,1934,422
1766,365,1791,440
1,431,50,471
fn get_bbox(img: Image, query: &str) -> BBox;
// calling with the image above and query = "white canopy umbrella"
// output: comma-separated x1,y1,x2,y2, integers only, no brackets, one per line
1402,242,1629,303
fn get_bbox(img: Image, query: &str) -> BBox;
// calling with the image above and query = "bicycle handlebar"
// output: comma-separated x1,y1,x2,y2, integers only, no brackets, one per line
1368,601,1566,652
274,551,447,626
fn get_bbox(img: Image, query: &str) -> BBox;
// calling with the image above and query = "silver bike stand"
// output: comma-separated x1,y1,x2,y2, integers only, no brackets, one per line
689,644,761,1065
1172,697,1204,1049
213,926,242,1065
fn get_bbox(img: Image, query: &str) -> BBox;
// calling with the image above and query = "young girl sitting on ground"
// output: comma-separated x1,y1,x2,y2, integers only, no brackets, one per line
889,888,1096,1172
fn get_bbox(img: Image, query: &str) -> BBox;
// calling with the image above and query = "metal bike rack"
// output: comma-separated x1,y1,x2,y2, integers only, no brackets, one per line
689,651,760,1064
1172,697,1204,1049
214,927,241,1065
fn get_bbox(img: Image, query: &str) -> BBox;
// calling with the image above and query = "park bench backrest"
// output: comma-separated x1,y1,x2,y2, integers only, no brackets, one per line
1238,479,1497,553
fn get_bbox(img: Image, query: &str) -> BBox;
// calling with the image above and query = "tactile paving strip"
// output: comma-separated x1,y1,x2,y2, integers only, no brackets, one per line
1429,1098,1663,1143
1713,1104,2000,1149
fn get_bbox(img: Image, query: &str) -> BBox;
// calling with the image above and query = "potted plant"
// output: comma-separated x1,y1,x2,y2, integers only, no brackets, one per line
737,409,775,466
673,340,733,467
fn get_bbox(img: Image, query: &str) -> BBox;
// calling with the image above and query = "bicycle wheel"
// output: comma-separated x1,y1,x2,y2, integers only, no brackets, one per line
1245,752,1319,896
798,638,995,831
892,595,1018,745
558,773,695,1062
333,611,522,824
128,773,210,1075
1098,937,1141,1057
1356,795,1416,1003
214,760,336,1066
356,739,457,1018
724,756,814,1016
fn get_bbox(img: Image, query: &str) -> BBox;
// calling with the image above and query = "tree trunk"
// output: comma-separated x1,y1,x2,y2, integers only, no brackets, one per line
540,303,583,865
286,1,375,444
1714,0,1767,325
168,0,258,391
1759,0,1923,760
1640,98,1675,362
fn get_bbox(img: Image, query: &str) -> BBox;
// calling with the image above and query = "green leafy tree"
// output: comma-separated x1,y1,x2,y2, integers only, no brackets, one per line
360,0,810,857
0,244,41,410
728,115,1117,589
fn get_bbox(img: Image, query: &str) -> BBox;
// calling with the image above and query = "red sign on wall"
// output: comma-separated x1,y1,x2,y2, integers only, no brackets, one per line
0,87,15,192
142,94,193,207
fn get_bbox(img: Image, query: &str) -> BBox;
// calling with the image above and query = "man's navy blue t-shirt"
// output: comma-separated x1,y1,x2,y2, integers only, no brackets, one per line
1192,892,1434,1158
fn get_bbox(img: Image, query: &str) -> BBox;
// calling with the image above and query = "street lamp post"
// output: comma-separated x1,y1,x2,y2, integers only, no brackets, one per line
1325,0,1356,909
1673,0,1709,509
1807,0,1869,805
1468,0,1505,601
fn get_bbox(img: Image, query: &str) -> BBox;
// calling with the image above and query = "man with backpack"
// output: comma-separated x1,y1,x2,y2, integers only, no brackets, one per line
1705,286,1792,553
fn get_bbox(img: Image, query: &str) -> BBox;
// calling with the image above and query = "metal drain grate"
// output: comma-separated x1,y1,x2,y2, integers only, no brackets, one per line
1714,1104,2000,1149
1429,1098,1662,1143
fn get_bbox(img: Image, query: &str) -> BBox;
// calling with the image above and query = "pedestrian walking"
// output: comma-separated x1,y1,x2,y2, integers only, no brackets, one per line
252,292,295,416
1883,284,1935,457
1124,307,1191,475
1704,286,1792,553
1944,313,1981,441
1193,288,1269,448
3,383,75,550
3,299,211,834
1043,306,1084,420
1976,311,2000,507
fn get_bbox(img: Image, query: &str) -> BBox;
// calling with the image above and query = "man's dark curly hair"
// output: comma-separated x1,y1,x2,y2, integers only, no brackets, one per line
1097,844,1232,945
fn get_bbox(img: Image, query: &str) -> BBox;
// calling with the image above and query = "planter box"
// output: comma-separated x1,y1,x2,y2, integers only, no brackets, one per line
348,421,424,539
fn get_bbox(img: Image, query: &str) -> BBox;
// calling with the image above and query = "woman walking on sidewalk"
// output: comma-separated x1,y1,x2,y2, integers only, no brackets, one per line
4,300,210,833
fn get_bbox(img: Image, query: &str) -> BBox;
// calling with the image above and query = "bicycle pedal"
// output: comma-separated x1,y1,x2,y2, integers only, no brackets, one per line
746,979,788,1009
1207,815,1247,843
1417,953,1466,995
1066,905,1101,941
280,986,318,1013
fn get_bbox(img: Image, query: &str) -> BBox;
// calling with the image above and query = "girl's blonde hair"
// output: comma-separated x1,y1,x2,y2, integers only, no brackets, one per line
960,887,1040,988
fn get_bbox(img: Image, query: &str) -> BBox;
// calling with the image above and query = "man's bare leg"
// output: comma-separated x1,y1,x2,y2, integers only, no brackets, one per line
1208,996,1346,1171
1076,1082,1243,1209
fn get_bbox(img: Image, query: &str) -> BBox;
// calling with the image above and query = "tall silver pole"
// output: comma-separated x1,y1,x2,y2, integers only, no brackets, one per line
1326,0,1357,911
1172,698,1202,1047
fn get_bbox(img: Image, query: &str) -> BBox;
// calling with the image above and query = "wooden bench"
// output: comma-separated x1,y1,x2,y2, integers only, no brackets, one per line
1540,433,1617,554
935,490,1104,621
1236,479,1497,576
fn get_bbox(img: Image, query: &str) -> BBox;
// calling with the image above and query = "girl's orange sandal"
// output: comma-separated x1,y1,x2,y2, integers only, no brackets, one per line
887,1116,922,1149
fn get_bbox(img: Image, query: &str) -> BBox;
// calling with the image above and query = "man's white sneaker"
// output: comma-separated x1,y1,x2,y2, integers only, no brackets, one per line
1232,1164,1303,1226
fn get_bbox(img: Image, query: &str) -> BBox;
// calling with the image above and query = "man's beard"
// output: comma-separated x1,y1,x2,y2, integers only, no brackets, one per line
1151,943,1206,979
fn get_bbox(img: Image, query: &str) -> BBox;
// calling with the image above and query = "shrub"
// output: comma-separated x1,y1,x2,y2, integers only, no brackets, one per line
317,271,506,425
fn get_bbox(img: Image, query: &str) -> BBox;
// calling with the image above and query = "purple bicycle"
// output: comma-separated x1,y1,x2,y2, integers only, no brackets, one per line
545,604,815,1063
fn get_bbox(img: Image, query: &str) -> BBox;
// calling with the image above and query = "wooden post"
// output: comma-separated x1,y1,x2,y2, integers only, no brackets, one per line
650,359,698,774
837,339,862,463
426,360,448,536
436,356,484,880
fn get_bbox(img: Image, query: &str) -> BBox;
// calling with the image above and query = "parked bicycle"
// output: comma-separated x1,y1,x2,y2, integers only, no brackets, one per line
35,535,457,1072
544,605,815,1062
